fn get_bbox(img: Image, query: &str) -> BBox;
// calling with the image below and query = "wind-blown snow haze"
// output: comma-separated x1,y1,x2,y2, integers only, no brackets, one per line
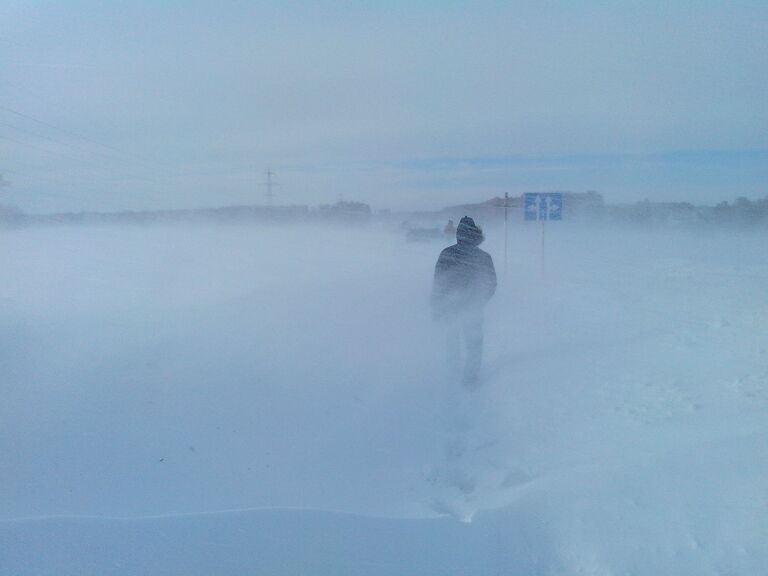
2,0,767,574
1,219,767,574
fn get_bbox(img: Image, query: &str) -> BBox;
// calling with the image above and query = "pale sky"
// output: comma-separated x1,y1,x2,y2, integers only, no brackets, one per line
1,1,766,213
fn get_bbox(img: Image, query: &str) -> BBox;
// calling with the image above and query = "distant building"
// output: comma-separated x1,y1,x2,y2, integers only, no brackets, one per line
317,201,372,223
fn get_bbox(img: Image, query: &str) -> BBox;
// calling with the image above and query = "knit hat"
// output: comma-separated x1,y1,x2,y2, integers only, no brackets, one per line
456,216,484,245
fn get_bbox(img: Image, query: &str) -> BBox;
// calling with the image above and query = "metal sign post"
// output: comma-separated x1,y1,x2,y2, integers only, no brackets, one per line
540,219,546,276
503,192,509,278
524,192,563,277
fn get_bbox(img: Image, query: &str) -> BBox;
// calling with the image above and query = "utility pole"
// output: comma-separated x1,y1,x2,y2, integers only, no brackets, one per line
503,192,509,278
262,168,278,206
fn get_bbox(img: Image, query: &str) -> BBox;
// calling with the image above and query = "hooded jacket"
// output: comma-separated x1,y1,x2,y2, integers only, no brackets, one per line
431,217,497,318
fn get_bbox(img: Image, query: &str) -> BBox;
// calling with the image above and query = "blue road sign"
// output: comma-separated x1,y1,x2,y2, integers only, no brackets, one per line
524,193,563,221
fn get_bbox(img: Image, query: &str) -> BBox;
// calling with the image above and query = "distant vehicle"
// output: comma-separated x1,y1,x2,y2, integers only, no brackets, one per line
406,226,444,242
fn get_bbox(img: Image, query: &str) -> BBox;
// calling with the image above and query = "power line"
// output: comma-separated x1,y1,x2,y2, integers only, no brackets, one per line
0,132,170,189
0,103,293,208
0,103,262,192
0,103,176,174
0,104,135,159
0,107,184,196
0,126,101,164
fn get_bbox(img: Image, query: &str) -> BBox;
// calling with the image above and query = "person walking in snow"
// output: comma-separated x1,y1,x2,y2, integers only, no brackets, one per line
431,216,496,387
443,219,456,240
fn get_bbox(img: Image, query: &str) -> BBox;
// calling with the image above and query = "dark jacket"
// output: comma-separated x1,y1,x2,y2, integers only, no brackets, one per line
431,217,497,319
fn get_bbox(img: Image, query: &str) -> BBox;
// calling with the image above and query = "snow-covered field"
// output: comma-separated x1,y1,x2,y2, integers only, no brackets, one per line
1,222,766,574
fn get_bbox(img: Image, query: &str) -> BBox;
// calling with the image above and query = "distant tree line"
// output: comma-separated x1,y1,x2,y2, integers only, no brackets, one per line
605,196,768,228
709,196,768,226
0,200,373,228
2,194,768,230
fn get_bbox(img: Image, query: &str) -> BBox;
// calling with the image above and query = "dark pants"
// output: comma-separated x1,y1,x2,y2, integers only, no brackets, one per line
445,313,483,383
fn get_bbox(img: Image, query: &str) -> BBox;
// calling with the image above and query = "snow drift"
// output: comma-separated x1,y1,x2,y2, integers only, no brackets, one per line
1,221,766,574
